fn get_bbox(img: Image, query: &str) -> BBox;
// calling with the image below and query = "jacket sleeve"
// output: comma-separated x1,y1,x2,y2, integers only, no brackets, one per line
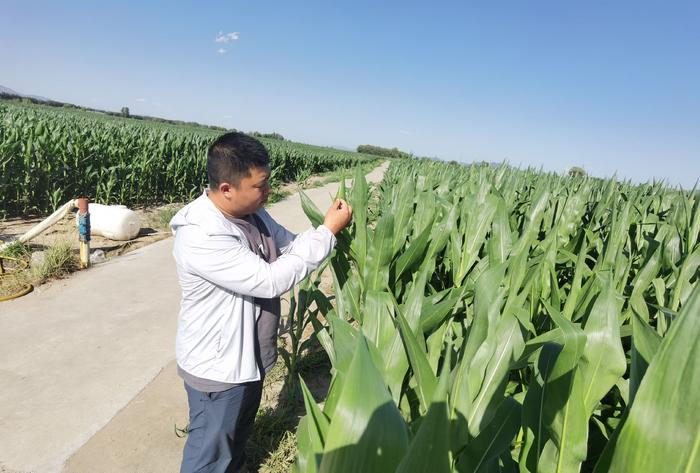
175,224,336,298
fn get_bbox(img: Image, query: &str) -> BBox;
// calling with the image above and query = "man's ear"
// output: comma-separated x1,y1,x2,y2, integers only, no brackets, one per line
219,182,232,195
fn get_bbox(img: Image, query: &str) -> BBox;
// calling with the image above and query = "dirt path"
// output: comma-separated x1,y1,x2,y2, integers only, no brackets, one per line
0,161,388,473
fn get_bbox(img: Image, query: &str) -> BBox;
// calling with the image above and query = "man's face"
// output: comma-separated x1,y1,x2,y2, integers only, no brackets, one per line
221,166,271,216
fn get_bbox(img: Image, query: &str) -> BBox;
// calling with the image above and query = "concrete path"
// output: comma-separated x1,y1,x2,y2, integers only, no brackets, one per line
0,162,388,473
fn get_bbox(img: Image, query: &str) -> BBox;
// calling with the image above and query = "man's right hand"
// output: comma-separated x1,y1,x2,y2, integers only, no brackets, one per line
323,199,353,235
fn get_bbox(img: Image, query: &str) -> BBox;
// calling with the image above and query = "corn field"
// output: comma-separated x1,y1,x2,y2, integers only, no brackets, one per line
0,102,376,217
297,160,700,472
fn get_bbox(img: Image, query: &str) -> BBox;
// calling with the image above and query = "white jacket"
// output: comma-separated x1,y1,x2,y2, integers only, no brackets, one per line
170,192,336,383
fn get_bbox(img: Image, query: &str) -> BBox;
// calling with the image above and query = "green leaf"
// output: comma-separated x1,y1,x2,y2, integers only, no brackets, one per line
300,190,324,227
450,266,505,440
296,377,331,473
629,309,662,402
319,335,409,473
300,376,330,443
363,213,395,291
329,313,358,375
602,284,700,473
391,180,415,255
487,194,512,265
457,397,521,473
349,166,369,272
466,312,524,437
296,416,319,473
455,194,498,285
464,263,507,361
394,223,433,281
362,290,396,353
336,173,347,200
419,289,464,333
310,314,335,367
403,260,432,330
395,305,437,414
341,276,363,322
578,281,626,415
395,342,452,473
520,303,588,473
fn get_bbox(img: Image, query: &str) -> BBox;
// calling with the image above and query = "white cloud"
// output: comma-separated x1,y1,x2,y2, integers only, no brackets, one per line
135,98,147,103
217,48,227,55
399,130,411,135
223,114,233,119
215,31,240,43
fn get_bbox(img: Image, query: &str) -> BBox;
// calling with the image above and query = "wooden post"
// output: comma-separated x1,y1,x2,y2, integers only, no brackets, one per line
77,198,91,269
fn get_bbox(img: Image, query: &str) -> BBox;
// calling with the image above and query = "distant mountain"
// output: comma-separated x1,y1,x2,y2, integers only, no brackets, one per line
0,85,20,96
0,85,52,102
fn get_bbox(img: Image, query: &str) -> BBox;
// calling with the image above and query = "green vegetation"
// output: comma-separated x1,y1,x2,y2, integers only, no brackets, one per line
0,239,77,299
0,93,228,130
568,166,587,178
32,239,77,283
0,240,32,260
142,205,183,232
295,160,700,472
248,345,332,472
250,131,286,141
0,101,377,218
357,144,412,160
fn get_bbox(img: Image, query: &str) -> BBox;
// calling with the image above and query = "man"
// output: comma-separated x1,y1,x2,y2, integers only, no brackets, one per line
170,131,352,472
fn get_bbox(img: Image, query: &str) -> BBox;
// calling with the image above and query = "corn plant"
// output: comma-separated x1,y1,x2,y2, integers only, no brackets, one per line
296,161,700,472
0,102,377,217
279,269,334,387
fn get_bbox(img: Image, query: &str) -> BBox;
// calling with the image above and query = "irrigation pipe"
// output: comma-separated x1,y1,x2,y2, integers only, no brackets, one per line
0,200,79,253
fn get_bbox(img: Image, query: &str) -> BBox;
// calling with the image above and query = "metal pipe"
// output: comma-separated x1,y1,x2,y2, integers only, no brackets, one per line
77,198,91,269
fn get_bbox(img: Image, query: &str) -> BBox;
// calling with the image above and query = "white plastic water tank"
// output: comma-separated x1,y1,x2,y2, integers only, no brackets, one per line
76,204,141,241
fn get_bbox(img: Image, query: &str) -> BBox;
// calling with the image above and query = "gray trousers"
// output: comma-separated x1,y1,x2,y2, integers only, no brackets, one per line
180,381,263,473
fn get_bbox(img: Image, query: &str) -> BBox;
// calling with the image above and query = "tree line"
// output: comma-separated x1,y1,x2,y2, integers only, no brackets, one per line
356,144,413,159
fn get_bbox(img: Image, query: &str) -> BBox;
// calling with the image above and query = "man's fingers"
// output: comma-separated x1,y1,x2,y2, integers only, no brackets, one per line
334,198,349,211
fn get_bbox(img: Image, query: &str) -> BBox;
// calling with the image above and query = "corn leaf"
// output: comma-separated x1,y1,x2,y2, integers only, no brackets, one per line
602,285,700,472
319,335,409,473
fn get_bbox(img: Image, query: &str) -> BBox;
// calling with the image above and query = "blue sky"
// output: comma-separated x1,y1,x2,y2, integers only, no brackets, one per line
1,0,699,188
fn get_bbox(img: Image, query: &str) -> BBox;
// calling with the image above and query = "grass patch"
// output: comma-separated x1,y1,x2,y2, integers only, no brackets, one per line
248,401,299,473
256,430,297,473
32,239,78,283
0,240,32,260
267,189,292,205
0,239,77,299
154,206,180,230
247,342,332,472
141,204,183,232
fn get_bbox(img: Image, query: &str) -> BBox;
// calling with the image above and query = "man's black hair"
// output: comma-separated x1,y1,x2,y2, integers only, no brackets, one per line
207,132,269,189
